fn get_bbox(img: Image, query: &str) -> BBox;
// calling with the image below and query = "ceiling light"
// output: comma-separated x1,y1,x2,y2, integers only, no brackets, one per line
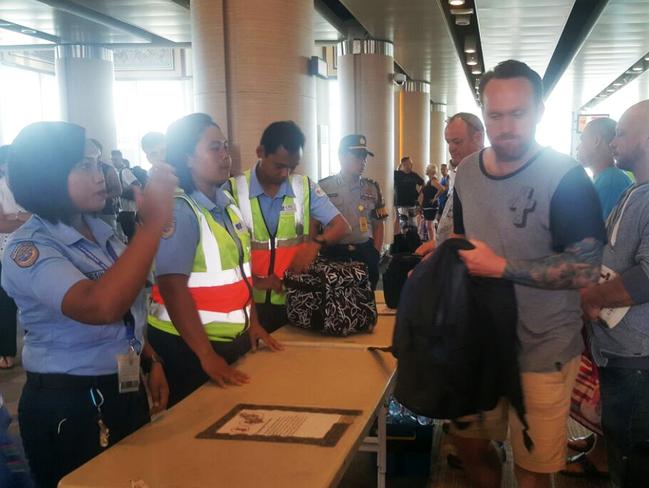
632,64,644,72
449,0,465,5
455,14,471,26
450,8,474,15
613,81,623,87
644,54,649,62
471,65,482,75
20,28,36,34
466,53,478,66
464,36,477,54
606,87,615,92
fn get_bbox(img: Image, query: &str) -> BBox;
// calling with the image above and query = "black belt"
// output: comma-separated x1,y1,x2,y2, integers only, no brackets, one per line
26,372,119,390
326,240,371,253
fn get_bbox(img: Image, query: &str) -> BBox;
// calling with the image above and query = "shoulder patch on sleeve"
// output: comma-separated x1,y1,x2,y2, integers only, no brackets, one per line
161,219,176,239
314,183,326,197
11,242,39,268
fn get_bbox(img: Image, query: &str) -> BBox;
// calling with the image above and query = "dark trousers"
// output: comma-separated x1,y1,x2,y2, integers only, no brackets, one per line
0,262,17,357
18,376,149,488
320,240,380,290
600,367,649,487
256,302,288,333
147,325,251,408
117,211,137,242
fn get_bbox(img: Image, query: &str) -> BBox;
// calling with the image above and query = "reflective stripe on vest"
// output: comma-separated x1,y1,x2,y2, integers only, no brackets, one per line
231,169,310,305
148,191,252,342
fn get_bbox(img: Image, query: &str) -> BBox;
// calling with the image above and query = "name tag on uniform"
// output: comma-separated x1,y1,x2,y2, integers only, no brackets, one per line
281,203,296,213
359,217,369,233
116,349,140,393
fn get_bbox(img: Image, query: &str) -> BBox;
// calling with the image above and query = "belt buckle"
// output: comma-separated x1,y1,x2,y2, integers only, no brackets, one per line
347,244,356,252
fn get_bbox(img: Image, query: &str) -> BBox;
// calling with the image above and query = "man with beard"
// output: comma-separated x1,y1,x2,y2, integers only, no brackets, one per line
581,100,649,487
450,60,606,488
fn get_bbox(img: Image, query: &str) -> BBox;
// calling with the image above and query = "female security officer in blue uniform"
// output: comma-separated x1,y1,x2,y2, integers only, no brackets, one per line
147,113,282,407
2,122,177,488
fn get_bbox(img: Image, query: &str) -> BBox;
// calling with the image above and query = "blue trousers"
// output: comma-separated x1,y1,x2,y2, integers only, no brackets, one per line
600,367,649,487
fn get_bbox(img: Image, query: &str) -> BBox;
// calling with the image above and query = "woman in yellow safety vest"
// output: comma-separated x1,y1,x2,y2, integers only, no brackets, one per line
148,113,282,406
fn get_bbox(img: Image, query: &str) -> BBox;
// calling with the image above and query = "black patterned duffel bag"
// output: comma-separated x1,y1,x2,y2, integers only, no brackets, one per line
284,257,377,336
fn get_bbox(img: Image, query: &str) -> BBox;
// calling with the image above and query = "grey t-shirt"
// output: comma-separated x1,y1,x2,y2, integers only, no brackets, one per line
590,183,649,366
454,148,606,372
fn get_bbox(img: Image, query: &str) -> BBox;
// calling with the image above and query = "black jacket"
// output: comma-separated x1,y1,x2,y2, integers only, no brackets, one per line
391,238,530,445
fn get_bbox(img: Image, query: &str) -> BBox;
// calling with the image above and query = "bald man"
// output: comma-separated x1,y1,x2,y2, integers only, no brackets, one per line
416,112,484,255
577,117,632,219
582,100,649,486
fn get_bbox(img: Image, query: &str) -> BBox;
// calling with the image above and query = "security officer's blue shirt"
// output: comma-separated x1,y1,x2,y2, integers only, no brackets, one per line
318,173,388,244
1,215,145,375
155,188,237,277
223,164,340,235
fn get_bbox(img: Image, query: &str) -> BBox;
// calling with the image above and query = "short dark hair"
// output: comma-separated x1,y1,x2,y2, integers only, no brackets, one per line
400,156,411,163
478,59,544,106
166,113,219,194
259,121,305,155
585,117,617,146
141,132,165,153
9,122,84,223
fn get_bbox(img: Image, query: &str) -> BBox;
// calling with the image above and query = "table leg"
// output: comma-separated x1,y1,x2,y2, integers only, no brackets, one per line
377,399,387,488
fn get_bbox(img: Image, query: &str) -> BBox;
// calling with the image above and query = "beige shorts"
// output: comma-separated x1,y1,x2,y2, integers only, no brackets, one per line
450,355,580,473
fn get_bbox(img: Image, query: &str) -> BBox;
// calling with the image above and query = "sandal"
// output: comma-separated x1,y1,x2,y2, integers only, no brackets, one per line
560,452,609,479
0,356,15,369
567,433,596,453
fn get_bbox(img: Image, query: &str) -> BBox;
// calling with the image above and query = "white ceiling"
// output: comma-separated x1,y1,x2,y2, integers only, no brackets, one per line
476,0,575,76
340,0,477,114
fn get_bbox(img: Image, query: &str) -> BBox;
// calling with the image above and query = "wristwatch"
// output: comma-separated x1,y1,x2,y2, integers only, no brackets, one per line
142,354,164,373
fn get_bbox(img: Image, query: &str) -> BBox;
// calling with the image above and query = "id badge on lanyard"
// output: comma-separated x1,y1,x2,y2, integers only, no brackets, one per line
77,240,141,393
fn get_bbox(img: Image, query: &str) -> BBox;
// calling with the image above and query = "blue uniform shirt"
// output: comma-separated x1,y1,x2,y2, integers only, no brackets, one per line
224,164,340,235
155,188,235,277
1,215,145,375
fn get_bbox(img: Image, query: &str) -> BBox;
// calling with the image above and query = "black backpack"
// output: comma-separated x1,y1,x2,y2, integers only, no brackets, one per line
391,238,531,447
382,253,421,309
284,257,377,336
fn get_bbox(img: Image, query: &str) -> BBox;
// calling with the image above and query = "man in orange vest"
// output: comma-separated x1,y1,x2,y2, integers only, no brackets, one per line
228,121,350,332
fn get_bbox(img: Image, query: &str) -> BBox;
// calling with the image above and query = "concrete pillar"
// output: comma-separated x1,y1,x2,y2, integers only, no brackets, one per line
401,81,430,177
191,0,317,178
55,45,117,151
430,102,447,171
337,39,395,244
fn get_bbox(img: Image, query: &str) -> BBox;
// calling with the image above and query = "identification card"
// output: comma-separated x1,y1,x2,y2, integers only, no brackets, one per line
598,264,630,328
116,349,141,393
359,216,369,233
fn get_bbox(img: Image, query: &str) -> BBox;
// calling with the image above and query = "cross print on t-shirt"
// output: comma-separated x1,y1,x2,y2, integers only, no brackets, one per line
509,186,537,228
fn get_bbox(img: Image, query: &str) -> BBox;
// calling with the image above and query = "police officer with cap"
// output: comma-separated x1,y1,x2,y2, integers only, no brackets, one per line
318,135,388,289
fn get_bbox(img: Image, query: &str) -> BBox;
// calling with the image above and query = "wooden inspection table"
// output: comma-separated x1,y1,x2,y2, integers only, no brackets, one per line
60,346,396,488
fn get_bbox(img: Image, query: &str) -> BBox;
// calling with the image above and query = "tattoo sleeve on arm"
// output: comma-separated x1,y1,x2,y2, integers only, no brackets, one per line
503,237,603,289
